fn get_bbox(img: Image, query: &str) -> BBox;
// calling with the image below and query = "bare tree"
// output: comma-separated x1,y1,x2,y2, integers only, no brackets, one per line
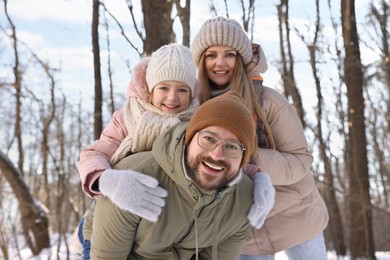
102,11,116,115
3,0,24,174
276,0,306,127
22,46,58,209
92,0,103,140
239,0,255,35
368,0,390,131
174,0,191,47
141,0,175,54
365,88,390,250
367,2,390,209
0,212,9,260
296,0,347,255
341,0,376,258
54,102,72,258
101,0,191,57
0,151,50,255
208,0,256,39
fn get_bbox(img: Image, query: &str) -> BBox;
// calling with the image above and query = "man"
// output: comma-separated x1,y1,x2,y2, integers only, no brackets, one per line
90,91,273,259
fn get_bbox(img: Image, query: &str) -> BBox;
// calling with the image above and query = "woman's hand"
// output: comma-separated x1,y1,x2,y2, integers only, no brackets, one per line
247,172,275,229
245,163,263,179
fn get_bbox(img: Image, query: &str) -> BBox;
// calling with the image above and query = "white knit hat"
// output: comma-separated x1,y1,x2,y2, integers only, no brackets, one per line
191,16,253,67
146,43,197,97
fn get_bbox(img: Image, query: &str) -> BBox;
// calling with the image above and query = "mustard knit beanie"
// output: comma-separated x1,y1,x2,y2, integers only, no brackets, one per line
185,90,255,167
146,43,197,97
191,16,253,67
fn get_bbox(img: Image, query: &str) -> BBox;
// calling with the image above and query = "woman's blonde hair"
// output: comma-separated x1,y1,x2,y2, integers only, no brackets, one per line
197,53,276,152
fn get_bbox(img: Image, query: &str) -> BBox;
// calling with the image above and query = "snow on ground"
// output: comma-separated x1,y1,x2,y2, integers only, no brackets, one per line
4,232,390,259
276,251,390,260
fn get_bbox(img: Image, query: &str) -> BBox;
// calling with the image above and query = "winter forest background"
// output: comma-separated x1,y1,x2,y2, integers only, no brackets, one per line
0,0,389,259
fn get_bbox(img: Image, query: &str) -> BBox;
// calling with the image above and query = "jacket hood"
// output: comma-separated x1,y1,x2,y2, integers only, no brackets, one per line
151,122,194,193
126,57,150,102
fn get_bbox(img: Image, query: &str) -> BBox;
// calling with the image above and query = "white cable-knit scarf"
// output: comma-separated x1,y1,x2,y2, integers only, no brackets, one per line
110,97,199,165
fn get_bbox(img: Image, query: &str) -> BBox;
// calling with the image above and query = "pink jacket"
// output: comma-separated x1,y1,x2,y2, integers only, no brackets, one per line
240,86,329,254
78,59,151,198
78,108,127,198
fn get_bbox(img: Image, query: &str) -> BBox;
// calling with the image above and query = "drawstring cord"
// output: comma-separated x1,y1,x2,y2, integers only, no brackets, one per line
194,210,199,260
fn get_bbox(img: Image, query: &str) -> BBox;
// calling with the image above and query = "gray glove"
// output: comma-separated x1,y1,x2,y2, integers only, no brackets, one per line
247,172,275,229
99,169,168,222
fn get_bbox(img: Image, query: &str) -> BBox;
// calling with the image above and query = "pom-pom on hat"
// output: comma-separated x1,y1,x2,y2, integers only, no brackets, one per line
185,90,256,167
146,43,197,97
191,16,253,67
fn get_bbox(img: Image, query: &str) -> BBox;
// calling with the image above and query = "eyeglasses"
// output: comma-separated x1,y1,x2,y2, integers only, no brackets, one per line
196,131,246,158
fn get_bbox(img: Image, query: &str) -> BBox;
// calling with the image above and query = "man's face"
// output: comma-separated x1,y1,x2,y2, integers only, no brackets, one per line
185,126,243,191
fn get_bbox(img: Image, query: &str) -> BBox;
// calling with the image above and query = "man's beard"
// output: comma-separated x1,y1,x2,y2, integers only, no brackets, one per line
184,152,235,191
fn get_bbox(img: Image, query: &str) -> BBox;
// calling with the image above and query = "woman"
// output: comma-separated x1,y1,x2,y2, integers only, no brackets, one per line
191,16,329,260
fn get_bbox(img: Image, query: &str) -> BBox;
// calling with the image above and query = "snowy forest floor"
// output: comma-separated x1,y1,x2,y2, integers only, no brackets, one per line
3,232,390,260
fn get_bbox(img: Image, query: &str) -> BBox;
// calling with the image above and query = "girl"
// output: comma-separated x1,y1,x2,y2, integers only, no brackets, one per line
79,43,198,202
76,43,198,259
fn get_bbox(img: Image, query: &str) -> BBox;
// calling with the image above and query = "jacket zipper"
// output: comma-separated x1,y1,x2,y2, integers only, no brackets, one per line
174,188,224,258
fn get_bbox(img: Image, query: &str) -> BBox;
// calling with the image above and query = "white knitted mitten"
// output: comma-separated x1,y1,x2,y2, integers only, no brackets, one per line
99,169,168,222
247,172,275,229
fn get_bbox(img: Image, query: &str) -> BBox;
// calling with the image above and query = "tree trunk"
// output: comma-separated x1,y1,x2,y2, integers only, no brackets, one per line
277,0,306,128
35,56,57,210
141,0,175,54
0,151,50,255
4,0,24,174
341,0,376,258
300,0,347,255
174,0,191,47
101,14,116,115
92,0,103,140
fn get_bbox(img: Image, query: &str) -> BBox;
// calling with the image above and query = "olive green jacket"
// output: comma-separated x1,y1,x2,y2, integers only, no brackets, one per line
90,123,254,259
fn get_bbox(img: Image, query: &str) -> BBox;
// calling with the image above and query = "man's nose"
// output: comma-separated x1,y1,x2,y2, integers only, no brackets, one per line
208,143,225,160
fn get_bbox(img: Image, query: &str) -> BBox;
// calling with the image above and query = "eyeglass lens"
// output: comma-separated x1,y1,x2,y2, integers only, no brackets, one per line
196,131,244,158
